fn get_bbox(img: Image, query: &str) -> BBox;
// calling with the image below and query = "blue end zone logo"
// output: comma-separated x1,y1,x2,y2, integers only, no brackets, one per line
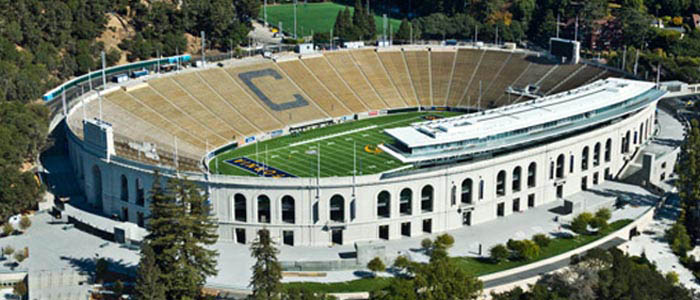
238,69,309,111
225,157,297,178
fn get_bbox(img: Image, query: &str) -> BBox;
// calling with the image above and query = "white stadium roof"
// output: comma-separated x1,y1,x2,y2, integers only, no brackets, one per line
385,78,657,148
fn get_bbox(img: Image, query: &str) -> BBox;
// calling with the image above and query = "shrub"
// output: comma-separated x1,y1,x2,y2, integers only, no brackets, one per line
506,239,540,261
367,257,386,276
532,234,551,248
589,216,609,230
666,271,680,285
595,208,612,222
2,223,13,236
435,233,455,249
421,238,433,250
490,244,509,264
393,255,410,271
3,246,14,257
571,212,594,235
13,252,25,263
19,215,31,231
666,222,692,257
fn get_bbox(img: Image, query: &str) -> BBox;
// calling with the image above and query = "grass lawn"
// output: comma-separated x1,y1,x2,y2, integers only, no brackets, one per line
283,219,633,293
261,2,401,38
210,111,462,178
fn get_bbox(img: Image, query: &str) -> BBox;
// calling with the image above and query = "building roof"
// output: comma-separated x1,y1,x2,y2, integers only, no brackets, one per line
385,78,657,148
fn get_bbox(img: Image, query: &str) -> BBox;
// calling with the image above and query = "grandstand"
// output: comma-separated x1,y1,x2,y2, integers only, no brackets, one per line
66,46,622,175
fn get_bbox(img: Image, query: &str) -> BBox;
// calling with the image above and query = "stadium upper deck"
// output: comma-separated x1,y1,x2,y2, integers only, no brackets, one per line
383,78,665,163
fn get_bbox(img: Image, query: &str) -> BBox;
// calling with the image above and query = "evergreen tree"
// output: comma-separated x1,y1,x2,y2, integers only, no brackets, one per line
366,2,377,40
250,228,283,300
677,119,700,242
134,243,166,300
353,0,368,40
395,19,413,43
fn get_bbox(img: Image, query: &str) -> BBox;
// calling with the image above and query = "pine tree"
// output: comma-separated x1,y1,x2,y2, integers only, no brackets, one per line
181,179,219,287
352,0,367,40
333,10,345,41
366,2,377,41
250,228,283,300
134,243,166,300
677,119,700,241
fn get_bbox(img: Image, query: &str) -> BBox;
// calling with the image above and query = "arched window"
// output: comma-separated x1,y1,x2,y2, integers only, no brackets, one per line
479,180,484,200
135,178,145,206
281,196,295,224
257,195,271,223
234,194,247,222
330,195,345,222
451,185,457,206
645,119,650,140
461,178,473,204
639,123,644,144
593,143,601,167
421,185,434,212
605,138,612,162
92,165,102,205
556,154,565,178
120,175,129,202
581,147,589,171
549,161,555,180
400,188,412,215
496,170,506,196
623,130,631,153
527,163,536,188
377,191,391,218
512,167,521,192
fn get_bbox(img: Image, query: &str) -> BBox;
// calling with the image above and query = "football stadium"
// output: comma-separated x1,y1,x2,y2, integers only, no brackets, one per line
49,44,665,247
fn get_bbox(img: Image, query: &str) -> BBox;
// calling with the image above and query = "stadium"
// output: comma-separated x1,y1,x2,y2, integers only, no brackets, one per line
50,44,664,247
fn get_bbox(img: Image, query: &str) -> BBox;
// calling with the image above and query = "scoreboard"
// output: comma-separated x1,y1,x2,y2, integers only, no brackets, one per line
550,38,581,64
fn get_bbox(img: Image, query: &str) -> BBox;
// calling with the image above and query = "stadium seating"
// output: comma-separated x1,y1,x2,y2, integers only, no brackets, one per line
537,64,585,94
349,49,406,108
277,59,353,118
324,51,388,110
376,51,419,106
509,56,557,92
461,51,511,108
446,49,482,107
549,65,607,94
482,53,531,107
301,56,369,113
224,62,329,125
171,72,259,137
196,68,283,133
403,50,432,107
430,50,457,106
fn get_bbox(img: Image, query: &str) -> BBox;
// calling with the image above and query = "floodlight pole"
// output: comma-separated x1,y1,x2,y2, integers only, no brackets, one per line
88,68,93,91
294,0,298,39
621,46,627,71
634,49,640,76
61,89,67,117
264,0,268,27
556,14,560,38
101,51,106,90
201,31,206,66
383,14,388,44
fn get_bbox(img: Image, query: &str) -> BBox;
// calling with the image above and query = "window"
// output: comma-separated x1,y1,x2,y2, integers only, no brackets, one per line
400,188,412,215
379,225,389,240
330,195,345,222
121,207,129,222
120,175,129,202
581,147,589,171
605,138,612,162
661,162,667,169
528,162,537,188
235,228,246,244
234,194,247,222
623,131,631,153
257,195,271,223
581,176,588,191
549,162,555,180
422,185,434,212
556,154,565,178
512,198,520,212
350,199,356,221
660,172,666,181
137,212,144,228
377,191,391,218
634,131,638,144
479,180,484,200
422,219,432,233
281,196,295,224
451,185,457,206
135,178,145,206
639,123,644,144
569,155,574,173
283,230,294,246
497,202,505,217
461,178,473,204
512,167,522,192
593,172,599,185
496,170,506,196
528,194,535,207
593,143,601,167
605,167,611,180
401,222,411,237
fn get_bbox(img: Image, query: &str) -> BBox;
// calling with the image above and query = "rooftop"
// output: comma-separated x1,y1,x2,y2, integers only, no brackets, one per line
385,78,658,148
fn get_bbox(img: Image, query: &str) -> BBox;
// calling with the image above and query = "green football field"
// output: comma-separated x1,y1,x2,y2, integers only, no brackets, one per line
209,111,462,178
261,2,400,38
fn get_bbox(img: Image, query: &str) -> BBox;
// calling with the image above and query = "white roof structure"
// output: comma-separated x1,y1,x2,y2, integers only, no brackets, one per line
386,78,657,148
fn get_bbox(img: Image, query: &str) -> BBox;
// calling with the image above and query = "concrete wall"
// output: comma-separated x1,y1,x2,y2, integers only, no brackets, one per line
66,101,658,247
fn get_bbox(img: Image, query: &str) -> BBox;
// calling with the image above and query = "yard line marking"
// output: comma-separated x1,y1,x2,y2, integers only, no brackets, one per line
327,142,335,145
289,125,378,147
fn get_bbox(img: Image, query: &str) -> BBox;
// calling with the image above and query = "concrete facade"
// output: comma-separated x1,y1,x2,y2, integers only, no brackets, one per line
66,101,658,247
